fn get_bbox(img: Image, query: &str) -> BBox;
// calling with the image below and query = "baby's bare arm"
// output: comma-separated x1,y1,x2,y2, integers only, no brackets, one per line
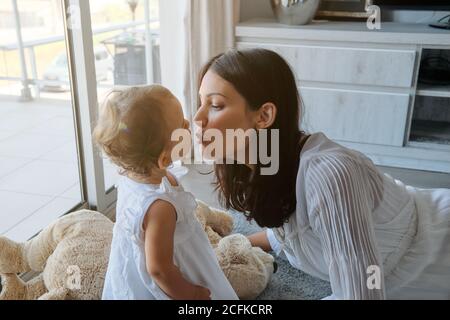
143,200,211,300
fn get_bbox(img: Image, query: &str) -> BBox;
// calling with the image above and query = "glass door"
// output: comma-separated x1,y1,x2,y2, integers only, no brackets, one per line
0,0,85,241
88,0,161,192
62,0,161,212
0,0,163,241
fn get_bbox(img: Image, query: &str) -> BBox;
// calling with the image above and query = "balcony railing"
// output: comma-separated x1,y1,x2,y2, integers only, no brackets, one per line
1,13,159,100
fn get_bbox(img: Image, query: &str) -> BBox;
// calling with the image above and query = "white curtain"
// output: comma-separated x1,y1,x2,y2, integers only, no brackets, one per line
159,0,240,122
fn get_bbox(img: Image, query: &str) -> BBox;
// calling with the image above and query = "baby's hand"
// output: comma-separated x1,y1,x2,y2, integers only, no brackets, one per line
194,285,211,300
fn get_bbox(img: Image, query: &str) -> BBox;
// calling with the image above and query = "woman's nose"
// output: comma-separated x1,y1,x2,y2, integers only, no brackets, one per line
193,106,207,128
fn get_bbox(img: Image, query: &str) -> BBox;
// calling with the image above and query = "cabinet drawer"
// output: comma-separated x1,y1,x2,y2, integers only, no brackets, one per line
237,43,416,88
300,87,410,146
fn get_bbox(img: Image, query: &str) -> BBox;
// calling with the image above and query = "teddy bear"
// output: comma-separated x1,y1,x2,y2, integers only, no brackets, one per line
195,200,276,299
0,210,113,300
0,202,274,300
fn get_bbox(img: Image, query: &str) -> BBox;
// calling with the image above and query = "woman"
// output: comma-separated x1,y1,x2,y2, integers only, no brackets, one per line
193,48,450,300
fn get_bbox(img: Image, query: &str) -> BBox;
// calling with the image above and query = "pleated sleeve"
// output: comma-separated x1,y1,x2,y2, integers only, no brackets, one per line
304,153,386,300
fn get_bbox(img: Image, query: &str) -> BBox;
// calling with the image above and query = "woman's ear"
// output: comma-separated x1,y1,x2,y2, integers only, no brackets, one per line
255,102,277,129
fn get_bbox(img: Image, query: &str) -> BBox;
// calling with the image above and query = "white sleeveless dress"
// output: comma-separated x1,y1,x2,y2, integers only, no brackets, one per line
102,171,238,300
267,132,450,300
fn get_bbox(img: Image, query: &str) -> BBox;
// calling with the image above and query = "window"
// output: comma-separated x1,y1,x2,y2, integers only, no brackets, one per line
89,0,161,191
0,0,162,241
0,0,83,241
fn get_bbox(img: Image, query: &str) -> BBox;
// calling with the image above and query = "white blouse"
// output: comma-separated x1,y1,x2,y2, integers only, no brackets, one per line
268,132,450,300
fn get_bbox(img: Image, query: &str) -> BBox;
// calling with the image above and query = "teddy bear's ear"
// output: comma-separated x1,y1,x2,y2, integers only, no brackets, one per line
194,211,206,229
207,208,233,236
195,199,209,211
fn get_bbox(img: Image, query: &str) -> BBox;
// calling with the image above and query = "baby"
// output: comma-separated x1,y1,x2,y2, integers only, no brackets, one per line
94,85,238,300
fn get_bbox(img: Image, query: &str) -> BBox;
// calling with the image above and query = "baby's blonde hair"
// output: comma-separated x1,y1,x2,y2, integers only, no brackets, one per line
93,85,174,177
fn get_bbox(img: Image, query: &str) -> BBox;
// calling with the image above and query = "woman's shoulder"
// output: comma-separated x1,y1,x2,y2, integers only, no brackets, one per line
300,132,364,170
296,132,383,201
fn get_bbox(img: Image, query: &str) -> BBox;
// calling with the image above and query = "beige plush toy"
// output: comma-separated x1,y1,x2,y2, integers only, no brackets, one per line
0,210,113,300
195,200,275,299
0,202,274,300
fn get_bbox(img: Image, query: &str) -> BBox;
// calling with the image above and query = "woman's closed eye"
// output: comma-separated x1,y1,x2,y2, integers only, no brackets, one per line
211,104,224,111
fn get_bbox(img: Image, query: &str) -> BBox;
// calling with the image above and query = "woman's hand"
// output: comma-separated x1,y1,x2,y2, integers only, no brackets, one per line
247,230,272,252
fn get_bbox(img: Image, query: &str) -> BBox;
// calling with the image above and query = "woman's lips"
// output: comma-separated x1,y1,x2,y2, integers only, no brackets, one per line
195,131,203,143
195,128,216,146
195,128,207,144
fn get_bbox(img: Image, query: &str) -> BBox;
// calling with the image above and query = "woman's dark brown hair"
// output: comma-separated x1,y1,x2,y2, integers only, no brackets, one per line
199,48,308,228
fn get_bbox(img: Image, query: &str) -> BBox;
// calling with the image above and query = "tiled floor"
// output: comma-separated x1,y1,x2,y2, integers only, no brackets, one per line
0,94,119,242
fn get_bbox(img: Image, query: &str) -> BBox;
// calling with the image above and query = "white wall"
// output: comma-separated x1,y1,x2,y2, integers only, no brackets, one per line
239,0,272,21
239,1,450,23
